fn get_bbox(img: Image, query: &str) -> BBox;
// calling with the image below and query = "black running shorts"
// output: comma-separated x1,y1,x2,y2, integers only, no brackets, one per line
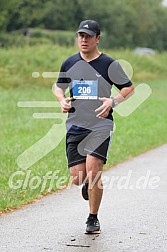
66,130,112,168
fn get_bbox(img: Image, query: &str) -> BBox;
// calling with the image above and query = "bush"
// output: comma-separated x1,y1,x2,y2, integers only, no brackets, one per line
0,33,52,48
0,28,76,48
30,28,75,46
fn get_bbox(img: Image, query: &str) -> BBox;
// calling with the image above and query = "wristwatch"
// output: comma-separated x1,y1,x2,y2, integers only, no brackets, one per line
110,97,119,108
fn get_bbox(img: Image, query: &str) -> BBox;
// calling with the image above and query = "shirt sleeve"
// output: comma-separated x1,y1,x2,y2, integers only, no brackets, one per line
108,60,132,90
56,62,70,90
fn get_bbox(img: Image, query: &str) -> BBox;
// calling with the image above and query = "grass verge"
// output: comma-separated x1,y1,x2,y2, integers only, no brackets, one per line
0,45,167,213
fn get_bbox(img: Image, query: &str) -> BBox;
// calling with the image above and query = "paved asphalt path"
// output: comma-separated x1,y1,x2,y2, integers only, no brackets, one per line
0,144,167,252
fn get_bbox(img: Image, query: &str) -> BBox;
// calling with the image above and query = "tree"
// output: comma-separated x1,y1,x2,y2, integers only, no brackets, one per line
42,0,83,30
1,0,167,50
0,0,18,31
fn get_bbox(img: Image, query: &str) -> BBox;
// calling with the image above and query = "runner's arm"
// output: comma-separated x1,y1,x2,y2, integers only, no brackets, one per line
96,85,135,118
55,86,72,113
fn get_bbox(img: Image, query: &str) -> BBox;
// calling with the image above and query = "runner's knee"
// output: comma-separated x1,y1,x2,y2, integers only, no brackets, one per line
69,165,86,186
87,170,102,184
71,175,82,186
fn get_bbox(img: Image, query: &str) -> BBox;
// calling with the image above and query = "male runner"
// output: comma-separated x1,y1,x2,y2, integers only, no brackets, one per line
55,20,134,234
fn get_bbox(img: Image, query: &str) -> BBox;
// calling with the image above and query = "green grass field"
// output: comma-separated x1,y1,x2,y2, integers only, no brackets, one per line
0,45,167,213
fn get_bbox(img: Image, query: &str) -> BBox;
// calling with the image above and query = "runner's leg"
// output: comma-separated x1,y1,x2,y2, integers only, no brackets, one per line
70,163,87,185
86,155,103,214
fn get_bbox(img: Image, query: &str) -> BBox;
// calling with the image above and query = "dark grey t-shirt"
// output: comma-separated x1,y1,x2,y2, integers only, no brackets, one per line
57,52,132,134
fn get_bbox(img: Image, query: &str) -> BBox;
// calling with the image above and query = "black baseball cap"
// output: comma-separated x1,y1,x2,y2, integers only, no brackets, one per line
76,20,100,36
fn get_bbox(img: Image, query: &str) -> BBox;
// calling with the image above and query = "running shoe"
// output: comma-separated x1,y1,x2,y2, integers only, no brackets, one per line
85,216,101,234
82,183,89,201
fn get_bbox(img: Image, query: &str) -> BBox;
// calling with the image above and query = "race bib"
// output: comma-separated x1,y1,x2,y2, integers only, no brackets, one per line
72,80,98,99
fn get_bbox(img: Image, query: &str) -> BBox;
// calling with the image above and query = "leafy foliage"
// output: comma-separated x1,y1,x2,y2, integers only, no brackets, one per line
0,0,167,49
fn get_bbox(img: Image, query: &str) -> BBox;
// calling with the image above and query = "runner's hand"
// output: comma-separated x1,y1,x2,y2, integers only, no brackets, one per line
95,97,113,118
60,97,72,113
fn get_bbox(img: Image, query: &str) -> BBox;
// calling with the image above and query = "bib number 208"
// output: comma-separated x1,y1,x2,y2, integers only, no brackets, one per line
78,86,91,94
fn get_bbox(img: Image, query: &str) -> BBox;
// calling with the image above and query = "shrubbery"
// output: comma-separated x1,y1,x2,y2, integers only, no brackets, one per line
1,0,167,50
0,28,76,48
